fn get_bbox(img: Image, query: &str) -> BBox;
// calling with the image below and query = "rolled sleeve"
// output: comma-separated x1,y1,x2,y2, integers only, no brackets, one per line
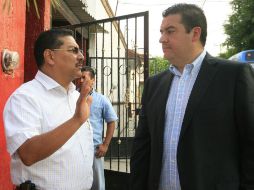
103,96,118,123
3,93,42,155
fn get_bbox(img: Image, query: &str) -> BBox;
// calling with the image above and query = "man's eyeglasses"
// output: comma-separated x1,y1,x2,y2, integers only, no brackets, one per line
51,47,83,55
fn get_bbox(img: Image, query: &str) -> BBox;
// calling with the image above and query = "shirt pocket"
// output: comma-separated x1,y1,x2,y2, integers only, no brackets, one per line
91,105,103,118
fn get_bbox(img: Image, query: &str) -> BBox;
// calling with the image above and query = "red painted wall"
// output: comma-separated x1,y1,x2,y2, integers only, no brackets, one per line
0,0,26,189
24,0,51,82
0,0,50,189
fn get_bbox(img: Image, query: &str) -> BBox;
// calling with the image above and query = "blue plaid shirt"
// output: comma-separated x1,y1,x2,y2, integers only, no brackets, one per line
159,50,206,190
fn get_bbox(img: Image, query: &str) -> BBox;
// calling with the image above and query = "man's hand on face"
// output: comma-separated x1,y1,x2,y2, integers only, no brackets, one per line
74,76,93,125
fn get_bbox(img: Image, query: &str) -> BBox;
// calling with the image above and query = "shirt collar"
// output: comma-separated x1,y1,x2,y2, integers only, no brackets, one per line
169,50,206,76
35,70,76,92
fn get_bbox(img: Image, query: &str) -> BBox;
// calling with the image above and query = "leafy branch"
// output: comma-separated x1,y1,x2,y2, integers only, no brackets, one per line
2,0,60,18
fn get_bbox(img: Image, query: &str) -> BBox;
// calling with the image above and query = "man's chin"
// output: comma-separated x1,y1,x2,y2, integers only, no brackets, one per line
75,70,82,78
163,53,172,60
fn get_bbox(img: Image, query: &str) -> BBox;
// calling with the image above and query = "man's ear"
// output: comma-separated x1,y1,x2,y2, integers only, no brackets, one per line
91,78,95,86
43,49,55,66
192,27,201,43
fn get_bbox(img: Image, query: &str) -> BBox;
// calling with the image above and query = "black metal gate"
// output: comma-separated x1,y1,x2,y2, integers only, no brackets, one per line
61,12,149,176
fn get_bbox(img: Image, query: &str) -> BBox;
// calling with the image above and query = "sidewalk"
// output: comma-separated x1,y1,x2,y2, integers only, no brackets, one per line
104,158,130,173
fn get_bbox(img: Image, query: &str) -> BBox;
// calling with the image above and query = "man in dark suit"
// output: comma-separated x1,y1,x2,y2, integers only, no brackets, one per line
130,3,254,190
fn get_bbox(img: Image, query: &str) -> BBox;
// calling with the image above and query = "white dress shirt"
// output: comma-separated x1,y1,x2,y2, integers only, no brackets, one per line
3,71,94,190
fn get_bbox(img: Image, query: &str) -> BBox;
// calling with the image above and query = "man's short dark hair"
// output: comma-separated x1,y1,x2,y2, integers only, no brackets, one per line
162,3,207,46
81,66,96,79
34,28,74,69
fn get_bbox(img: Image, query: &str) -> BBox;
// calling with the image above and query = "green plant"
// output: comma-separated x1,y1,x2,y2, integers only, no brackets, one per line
2,0,60,18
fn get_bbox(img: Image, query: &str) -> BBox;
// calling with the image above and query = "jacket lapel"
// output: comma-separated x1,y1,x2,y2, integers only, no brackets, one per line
179,54,219,141
157,71,174,114
155,71,174,146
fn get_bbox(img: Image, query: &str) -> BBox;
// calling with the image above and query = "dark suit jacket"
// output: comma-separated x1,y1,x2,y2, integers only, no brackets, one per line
130,54,254,190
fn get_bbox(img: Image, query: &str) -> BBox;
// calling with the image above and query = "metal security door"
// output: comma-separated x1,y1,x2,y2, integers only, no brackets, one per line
61,11,149,174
